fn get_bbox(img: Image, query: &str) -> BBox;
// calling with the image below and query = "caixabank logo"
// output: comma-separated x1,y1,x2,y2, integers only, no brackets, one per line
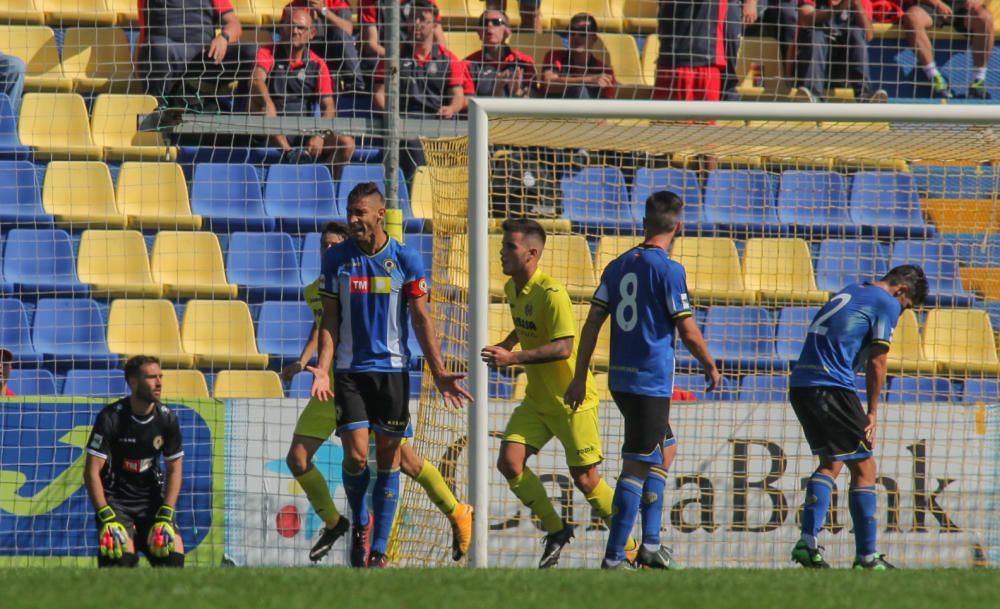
0,399,218,558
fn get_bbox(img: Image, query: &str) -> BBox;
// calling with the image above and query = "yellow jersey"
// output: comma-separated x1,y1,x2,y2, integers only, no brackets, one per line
304,278,324,326
504,269,598,414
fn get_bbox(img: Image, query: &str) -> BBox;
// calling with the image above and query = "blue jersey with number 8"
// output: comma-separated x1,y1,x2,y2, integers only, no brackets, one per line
591,244,692,398
790,283,902,390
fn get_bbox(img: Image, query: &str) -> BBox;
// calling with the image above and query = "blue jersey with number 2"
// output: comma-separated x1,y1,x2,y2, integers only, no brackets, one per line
790,283,902,390
592,244,692,398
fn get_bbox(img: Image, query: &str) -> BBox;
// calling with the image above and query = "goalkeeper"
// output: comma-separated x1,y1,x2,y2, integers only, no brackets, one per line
83,355,185,568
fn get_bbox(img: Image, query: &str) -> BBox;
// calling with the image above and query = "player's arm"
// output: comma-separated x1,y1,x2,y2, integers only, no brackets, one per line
308,294,339,400
677,316,721,391
83,452,108,513
864,342,889,445
564,303,609,409
496,329,519,352
283,321,320,381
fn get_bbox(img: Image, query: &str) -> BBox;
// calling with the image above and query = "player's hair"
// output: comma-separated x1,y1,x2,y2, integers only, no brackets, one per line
501,218,547,247
346,181,385,208
124,355,161,382
644,190,684,235
321,221,350,240
881,265,929,308
569,12,598,33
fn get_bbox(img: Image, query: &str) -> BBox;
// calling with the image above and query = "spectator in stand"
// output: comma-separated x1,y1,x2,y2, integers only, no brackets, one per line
251,8,355,179
723,0,760,100
360,0,447,82
0,348,13,397
465,9,537,98
0,52,26,113
654,0,726,101
137,0,257,111
539,13,616,100
283,0,365,92
902,0,994,99
482,0,543,33
792,0,889,102
746,0,798,80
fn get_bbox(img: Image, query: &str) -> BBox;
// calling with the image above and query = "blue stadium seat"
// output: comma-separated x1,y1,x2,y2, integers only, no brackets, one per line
190,163,276,232
703,169,782,237
632,168,712,234
889,240,977,307
300,232,323,285
256,300,314,368
32,298,120,369
673,372,733,401
775,306,819,363
288,370,314,398
886,376,953,403
226,232,304,301
962,378,1000,403
336,164,417,231
3,228,90,298
561,166,634,233
777,170,859,238
939,233,1000,268
815,239,890,293
62,368,128,397
0,298,42,366
6,368,57,395
0,161,54,227
0,94,31,160
405,233,434,288
263,165,340,233
848,172,935,239
699,306,787,373
737,374,789,401
909,163,991,199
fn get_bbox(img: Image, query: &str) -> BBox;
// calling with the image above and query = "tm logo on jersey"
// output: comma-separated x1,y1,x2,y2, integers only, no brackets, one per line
350,276,392,294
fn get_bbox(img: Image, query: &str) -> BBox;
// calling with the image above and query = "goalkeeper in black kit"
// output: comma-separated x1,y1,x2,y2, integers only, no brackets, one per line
83,355,185,567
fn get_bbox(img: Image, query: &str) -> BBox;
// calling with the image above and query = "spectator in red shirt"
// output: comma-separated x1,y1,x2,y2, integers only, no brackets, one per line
360,0,447,82
1,348,14,397
251,8,355,178
654,0,726,101
465,9,536,98
283,0,364,92
540,13,616,99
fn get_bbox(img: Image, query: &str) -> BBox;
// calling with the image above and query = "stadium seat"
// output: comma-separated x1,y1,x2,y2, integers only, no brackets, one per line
213,370,284,398
562,166,634,233
923,309,1000,375
943,233,1000,268
151,231,238,299
0,160,55,227
405,233,435,288
409,166,434,228
594,235,640,273
777,170,859,238
255,300,314,367
0,26,74,92
703,169,782,237
889,240,976,307
814,239,889,293
105,0,137,23
3,228,90,297
263,164,340,233
885,376,953,403
886,309,938,375
42,161,127,228
61,28,132,94
19,93,103,159
442,30,480,59
961,267,1000,302
6,368,56,395
670,237,758,304
106,299,194,368
848,171,935,240
41,0,117,25
91,94,177,161
961,378,1000,404
336,164,416,231
572,303,610,369
116,162,203,229
697,306,787,374
227,0,264,25
544,0,623,31
62,368,128,397
78,230,162,298
742,238,829,304
775,306,819,363
622,0,657,33
300,232,323,285
0,0,45,24
922,199,999,235
161,369,210,399
0,94,31,160
181,299,269,369
226,232,304,301
673,372,733,401
190,163,274,232
592,372,613,401
738,374,789,402
0,297,43,365
595,34,643,89
542,234,599,300
632,168,711,234
288,370,314,398
32,297,120,369
507,31,565,69
909,163,989,200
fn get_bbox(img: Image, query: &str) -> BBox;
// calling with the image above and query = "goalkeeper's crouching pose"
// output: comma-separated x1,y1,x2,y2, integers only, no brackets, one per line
83,355,185,568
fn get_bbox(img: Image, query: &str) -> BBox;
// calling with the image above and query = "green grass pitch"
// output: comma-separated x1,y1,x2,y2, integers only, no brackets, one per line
3,568,997,609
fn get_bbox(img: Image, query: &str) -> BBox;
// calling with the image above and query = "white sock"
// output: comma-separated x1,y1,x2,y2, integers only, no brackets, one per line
922,63,941,80
861,553,876,563
800,534,817,550
642,543,659,553
603,558,622,567
973,67,988,82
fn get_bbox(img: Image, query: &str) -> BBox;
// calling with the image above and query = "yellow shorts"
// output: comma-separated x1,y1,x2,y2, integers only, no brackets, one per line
292,396,409,447
502,403,603,468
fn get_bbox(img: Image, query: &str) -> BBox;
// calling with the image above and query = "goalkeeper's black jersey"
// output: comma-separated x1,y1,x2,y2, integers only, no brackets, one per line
86,399,184,505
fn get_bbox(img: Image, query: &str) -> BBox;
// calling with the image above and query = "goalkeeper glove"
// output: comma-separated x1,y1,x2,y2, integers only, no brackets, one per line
148,505,177,558
97,505,128,560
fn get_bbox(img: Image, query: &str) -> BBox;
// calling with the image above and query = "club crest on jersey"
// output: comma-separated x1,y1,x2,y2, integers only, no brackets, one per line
383,259,397,274
152,435,164,450
427,62,439,76
418,278,428,293
89,433,103,450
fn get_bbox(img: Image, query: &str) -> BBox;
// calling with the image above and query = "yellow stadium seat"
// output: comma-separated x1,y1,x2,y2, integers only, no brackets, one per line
19,93,104,159
512,371,527,400
886,309,938,375
671,237,758,304
0,0,46,25
242,27,276,48
107,299,195,368
595,33,644,86
116,162,203,229
78,229,162,298
736,37,790,98
182,300,269,369
42,161,126,228
923,309,1000,375
437,0,474,26
214,370,284,398
91,94,178,161
592,372,613,400
151,231,238,299
251,0,287,24
742,238,829,304
161,369,210,399
410,166,434,224
489,302,515,346
961,267,1000,302
623,0,657,33
541,234,598,300
61,28,134,93
573,303,610,369
105,0,137,24
0,26,74,91
922,199,999,234
507,31,565,70
594,235,639,272
229,0,264,25
443,31,482,61
641,33,658,86
545,0,622,32
42,0,116,25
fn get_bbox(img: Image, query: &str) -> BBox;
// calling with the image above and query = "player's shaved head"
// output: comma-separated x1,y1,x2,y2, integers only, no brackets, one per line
501,218,546,248
644,190,684,235
347,181,385,209
881,265,929,308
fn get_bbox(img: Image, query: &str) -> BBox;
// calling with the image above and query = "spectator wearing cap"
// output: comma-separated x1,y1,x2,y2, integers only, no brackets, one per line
1,348,13,397
540,13,616,99
465,9,537,98
654,0,727,101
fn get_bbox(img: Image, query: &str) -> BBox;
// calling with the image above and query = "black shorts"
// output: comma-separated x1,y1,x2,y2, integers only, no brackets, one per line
921,3,970,34
789,386,872,461
334,371,411,437
95,499,178,565
611,391,675,464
